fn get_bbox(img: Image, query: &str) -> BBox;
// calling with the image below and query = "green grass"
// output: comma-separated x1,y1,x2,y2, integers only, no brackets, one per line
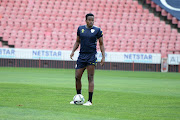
0,67,180,120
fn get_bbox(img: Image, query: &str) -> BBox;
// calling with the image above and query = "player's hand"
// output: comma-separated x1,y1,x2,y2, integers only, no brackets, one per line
70,52,74,60
100,57,105,66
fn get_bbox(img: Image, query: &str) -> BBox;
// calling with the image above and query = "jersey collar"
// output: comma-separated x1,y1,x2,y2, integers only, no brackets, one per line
85,25,94,29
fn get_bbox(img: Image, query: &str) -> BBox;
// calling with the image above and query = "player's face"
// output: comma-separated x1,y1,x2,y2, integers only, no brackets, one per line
86,16,94,28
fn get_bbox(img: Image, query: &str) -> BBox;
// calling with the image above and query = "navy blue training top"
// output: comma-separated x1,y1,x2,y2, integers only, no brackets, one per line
77,25,103,54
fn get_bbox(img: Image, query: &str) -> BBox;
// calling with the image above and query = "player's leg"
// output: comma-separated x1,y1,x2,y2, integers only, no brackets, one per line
75,67,86,94
70,67,86,104
86,65,95,103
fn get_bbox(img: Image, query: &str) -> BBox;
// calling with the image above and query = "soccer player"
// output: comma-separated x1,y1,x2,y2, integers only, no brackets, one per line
70,13,105,106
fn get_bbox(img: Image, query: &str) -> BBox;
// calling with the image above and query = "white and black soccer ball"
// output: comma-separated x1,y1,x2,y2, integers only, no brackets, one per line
73,94,85,105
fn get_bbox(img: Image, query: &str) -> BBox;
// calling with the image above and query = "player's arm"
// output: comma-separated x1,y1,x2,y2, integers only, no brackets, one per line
99,36,105,66
70,36,80,60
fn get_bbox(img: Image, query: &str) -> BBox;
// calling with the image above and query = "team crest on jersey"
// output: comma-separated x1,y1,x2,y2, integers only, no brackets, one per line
81,29,85,33
91,29,95,33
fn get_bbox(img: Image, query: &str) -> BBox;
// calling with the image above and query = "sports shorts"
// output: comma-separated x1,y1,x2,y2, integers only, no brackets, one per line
75,53,97,69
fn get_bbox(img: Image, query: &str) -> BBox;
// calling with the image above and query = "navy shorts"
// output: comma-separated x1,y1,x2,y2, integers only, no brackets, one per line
76,53,97,69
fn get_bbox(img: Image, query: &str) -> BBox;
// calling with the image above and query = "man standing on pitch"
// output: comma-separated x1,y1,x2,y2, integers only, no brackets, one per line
70,13,105,106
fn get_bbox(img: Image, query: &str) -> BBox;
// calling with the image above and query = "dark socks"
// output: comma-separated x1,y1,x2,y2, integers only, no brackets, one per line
77,90,93,103
88,92,93,103
77,89,81,94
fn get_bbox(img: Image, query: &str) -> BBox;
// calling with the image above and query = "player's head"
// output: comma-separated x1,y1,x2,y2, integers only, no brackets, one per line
85,13,94,28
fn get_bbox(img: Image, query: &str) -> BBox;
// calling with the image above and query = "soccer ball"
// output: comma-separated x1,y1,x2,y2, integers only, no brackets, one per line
73,94,85,105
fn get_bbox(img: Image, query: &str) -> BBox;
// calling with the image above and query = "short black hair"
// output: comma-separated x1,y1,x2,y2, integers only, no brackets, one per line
86,13,94,20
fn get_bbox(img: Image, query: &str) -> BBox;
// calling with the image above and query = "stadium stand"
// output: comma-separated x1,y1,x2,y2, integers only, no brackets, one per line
0,0,179,57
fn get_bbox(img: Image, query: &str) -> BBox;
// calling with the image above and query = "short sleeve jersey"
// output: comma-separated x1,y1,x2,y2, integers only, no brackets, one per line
77,25,103,54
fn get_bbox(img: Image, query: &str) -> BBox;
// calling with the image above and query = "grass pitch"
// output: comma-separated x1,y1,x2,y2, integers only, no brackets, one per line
0,67,180,120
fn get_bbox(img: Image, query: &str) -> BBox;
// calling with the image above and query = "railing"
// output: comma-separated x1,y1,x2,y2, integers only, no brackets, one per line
0,58,173,72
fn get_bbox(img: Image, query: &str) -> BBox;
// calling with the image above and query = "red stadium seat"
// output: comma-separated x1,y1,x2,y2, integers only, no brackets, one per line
8,40,15,45
161,9,168,16
156,5,162,12
178,21,180,28
172,17,178,24
167,13,173,20
151,1,156,8
146,0,151,4
2,45,9,48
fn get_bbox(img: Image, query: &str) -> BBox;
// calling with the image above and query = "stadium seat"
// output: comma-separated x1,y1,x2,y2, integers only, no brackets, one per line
146,0,151,4
161,9,168,16
168,42,175,49
156,5,162,12
2,45,9,48
151,1,156,8
178,21,180,28
167,13,173,20
172,17,178,24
